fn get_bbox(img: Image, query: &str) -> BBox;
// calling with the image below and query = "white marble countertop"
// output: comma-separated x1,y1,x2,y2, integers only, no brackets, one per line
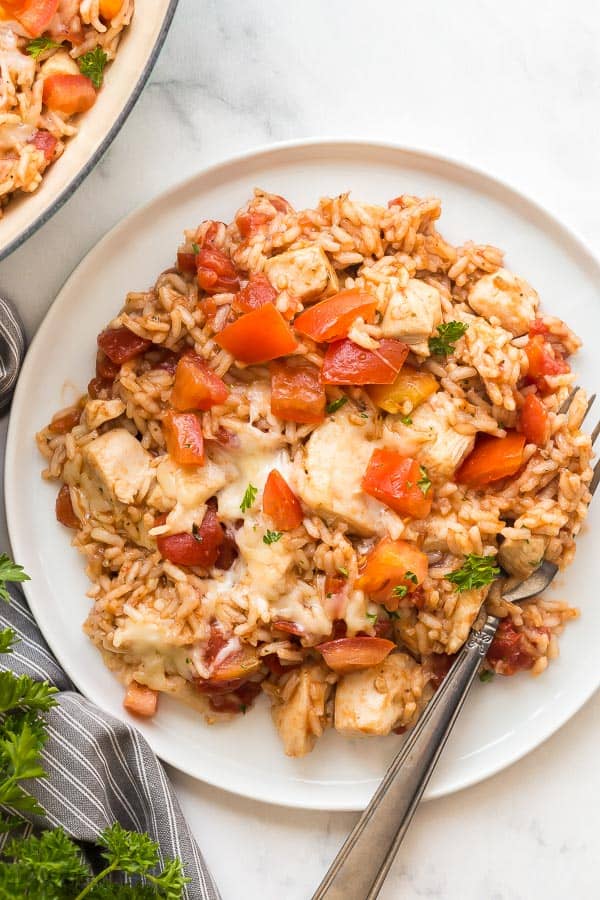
1,0,599,897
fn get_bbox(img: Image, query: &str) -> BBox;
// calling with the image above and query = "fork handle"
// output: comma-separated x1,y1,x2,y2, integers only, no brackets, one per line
311,615,500,900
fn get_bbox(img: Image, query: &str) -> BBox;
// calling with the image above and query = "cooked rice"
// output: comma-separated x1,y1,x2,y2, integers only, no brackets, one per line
37,188,593,756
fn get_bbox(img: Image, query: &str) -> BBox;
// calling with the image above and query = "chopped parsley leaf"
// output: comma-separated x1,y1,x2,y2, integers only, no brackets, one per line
479,669,494,683
417,465,431,496
337,566,349,577
0,554,30,603
392,584,408,599
240,704,248,714
326,396,348,414
263,530,283,545
399,414,413,425
26,36,60,60
240,483,258,513
191,523,204,543
428,321,468,356
365,611,378,625
447,553,500,592
77,46,108,89
405,571,418,584
359,412,369,419
192,241,200,254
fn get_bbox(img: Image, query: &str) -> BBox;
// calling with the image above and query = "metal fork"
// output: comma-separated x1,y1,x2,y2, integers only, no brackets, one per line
312,388,599,900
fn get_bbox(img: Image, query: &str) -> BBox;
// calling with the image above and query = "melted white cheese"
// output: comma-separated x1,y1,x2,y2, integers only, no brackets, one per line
112,617,193,681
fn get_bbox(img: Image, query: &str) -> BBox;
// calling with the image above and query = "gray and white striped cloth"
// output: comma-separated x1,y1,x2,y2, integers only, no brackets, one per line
0,297,220,899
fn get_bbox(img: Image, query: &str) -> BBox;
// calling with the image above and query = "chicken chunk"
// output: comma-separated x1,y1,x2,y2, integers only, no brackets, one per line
292,414,402,536
334,652,426,736
380,278,442,355
272,663,332,757
264,246,338,303
82,429,153,506
151,455,230,534
85,398,126,431
411,393,475,481
498,534,547,579
468,268,539,336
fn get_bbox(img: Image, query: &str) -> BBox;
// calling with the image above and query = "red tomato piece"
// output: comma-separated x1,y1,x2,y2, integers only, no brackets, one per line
215,526,238,570
171,353,229,411
269,194,291,213
163,410,204,466
197,247,240,294
123,681,158,717
487,619,536,675
49,407,81,435
55,484,79,528
520,393,550,446
157,507,224,568
270,360,326,424
294,289,378,343
262,469,303,530
97,327,151,365
43,73,96,115
95,349,120,380
362,450,433,518
87,377,113,399
29,129,57,162
529,318,549,337
317,637,396,674
321,338,409,385
456,432,526,487
232,274,277,313
524,334,569,393
215,303,297,364
356,537,428,608
4,0,58,36
235,211,271,238
177,249,197,273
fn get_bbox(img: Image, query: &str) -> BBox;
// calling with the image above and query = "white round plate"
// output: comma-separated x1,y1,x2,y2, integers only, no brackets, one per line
6,140,600,810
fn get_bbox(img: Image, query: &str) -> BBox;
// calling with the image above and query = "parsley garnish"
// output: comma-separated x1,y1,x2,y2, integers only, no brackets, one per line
240,704,248,714
479,669,494,683
386,609,401,620
77,46,108,89
365,612,378,625
399,414,413,425
337,566,349,577
240,483,257,513
405,571,418,584
326,396,348,414
192,523,204,543
428,321,468,356
0,555,30,603
263,530,282,545
417,465,431,496
392,585,408,599
192,242,200,254
26,37,60,60
447,554,500,592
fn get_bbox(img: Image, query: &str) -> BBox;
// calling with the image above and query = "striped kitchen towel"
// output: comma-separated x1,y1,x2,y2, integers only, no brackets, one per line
0,297,220,899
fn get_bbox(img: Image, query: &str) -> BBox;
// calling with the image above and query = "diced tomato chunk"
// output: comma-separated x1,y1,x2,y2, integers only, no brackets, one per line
317,637,396,674
55,484,79,528
87,377,113,399
156,507,224,568
356,537,428,608
123,680,158,717
529,318,549,337
95,350,120,380
524,334,570,393
43,74,96,115
362,450,433,518
215,303,297,364
270,360,326,424
3,0,58,36
49,406,81,435
520,393,550,446
29,129,57,162
294,289,378,343
262,469,303,530
423,653,455,689
163,410,204,466
456,432,526,487
197,247,240,294
321,338,409,385
177,249,197,274
232,274,277,313
487,619,536,675
215,526,238,570
97,327,151,365
235,211,271,238
171,353,229,411
99,0,123,20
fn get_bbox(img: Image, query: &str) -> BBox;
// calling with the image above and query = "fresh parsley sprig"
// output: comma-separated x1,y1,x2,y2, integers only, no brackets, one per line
417,466,431,496
26,37,61,60
263,530,282,545
240,483,257,513
326,396,347,415
428,321,468,357
447,553,500,591
0,554,30,603
78,46,108,89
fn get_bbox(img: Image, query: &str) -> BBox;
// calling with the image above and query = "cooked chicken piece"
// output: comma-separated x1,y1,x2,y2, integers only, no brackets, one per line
272,663,332,757
468,268,539,336
444,587,488,653
292,414,402,537
411,393,475,481
498,534,547,579
41,49,80,77
82,429,153,506
151,455,230,534
334,652,426,736
264,246,338,303
85,398,126,431
380,278,442,355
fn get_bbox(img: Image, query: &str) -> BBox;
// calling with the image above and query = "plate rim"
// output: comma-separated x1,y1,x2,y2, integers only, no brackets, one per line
6,137,600,810
0,0,180,265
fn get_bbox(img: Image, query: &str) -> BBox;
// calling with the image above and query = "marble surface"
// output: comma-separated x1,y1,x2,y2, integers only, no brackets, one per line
1,0,599,896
